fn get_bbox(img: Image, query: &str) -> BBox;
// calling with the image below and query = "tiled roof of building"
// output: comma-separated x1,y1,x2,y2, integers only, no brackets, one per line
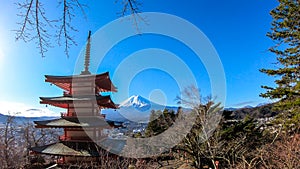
30,139,127,156
34,116,109,128
40,95,118,109
31,142,101,156
45,72,117,92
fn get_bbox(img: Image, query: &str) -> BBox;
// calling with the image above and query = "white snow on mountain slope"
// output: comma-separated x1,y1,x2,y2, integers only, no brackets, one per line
119,95,151,108
103,95,179,122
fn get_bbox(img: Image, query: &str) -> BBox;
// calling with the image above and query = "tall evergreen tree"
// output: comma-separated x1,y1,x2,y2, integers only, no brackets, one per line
260,0,300,128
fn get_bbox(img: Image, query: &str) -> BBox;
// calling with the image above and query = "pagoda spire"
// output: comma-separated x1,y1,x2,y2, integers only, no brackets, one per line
81,31,92,75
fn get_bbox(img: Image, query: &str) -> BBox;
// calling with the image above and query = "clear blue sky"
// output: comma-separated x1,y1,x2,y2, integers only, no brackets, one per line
0,0,279,116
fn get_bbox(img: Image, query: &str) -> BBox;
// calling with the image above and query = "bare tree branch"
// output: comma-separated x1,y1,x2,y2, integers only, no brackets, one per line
116,0,145,33
15,0,34,42
15,0,53,57
15,0,142,57
118,0,141,16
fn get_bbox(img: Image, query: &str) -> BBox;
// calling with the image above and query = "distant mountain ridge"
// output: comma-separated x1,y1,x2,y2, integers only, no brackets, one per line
0,107,59,118
0,96,276,125
0,113,57,126
107,96,277,122
224,103,278,119
224,102,270,111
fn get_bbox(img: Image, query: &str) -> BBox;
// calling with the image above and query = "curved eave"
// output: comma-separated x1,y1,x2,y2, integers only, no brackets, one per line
34,117,110,128
45,72,117,92
30,139,126,157
30,142,101,157
40,95,118,109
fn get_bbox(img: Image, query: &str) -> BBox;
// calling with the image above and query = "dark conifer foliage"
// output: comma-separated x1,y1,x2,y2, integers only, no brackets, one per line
260,0,300,129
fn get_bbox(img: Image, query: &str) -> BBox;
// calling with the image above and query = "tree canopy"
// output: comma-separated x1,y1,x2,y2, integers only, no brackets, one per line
260,0,300,129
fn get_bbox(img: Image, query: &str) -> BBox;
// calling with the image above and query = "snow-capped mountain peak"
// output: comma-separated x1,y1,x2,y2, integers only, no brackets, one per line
119,95,151,108
103,95,178,123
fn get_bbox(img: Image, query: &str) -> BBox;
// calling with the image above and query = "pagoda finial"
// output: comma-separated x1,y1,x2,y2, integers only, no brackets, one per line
81,31,91,75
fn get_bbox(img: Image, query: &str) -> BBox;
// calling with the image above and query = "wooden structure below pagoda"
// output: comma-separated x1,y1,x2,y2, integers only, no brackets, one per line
30,31,121,164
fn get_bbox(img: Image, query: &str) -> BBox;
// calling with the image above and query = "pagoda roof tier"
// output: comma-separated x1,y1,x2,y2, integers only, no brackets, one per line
30,139,126,156
30,142,102,157
45,72,117,92
34,116,110,128
40,95,117,109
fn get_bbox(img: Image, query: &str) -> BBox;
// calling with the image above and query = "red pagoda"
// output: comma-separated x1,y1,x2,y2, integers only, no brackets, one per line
30,31,120,164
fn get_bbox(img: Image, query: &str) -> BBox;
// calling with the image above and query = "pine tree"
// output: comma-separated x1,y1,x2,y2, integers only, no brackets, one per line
260,0,300,129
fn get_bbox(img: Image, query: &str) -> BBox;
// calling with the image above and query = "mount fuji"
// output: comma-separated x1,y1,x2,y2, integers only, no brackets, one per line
119,95,153,111
102,95,178,123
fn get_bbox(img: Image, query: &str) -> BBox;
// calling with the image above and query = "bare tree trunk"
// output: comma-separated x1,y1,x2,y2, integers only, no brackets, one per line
1,114,18,169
